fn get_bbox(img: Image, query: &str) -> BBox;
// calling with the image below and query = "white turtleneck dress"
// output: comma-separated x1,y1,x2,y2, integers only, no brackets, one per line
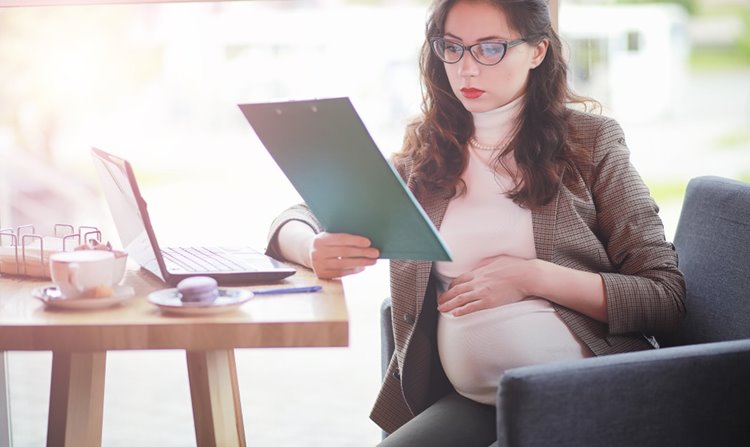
434,96,592,405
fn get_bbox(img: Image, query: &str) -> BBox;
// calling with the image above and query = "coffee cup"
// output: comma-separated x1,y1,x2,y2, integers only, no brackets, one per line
49,250,117,299
112,250,128,285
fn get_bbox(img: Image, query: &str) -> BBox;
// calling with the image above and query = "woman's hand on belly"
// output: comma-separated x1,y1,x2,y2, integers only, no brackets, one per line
437,254,532,316
437,256,609,322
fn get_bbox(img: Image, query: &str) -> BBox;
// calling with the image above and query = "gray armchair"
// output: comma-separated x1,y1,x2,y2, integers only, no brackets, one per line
380,176,750,446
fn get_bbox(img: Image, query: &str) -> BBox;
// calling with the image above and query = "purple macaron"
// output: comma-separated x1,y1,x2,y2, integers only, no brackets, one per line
177,276,219,303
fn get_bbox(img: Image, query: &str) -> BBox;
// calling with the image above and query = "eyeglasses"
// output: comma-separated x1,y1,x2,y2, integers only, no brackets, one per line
430,37,526,66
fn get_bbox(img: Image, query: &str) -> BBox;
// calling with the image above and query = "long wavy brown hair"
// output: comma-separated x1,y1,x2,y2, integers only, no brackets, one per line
393,0,594,209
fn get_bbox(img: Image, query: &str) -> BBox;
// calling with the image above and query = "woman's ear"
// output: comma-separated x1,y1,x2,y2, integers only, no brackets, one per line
530,39,549,68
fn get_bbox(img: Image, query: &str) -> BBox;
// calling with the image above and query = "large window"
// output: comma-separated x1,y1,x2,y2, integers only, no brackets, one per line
0,1,426,249
561,1,749,236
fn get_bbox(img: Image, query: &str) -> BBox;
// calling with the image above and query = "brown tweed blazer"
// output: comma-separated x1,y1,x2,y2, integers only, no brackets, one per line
266,110,686,434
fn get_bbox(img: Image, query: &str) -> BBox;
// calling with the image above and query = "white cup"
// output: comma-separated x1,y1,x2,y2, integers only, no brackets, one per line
112,250,128,285
49,250,116,299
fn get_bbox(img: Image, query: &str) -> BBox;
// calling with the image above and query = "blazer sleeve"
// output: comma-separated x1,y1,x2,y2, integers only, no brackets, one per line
589,118,686,334
264,204,323,260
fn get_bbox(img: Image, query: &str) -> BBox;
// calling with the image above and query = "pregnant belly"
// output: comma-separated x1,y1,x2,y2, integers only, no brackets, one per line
437,299,592,404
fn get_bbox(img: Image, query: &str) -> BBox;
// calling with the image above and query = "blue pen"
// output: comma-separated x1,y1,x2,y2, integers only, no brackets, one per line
251,285,323,295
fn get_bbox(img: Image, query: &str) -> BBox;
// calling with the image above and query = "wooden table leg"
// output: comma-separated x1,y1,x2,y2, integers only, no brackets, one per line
0,351,11,446
47,351,106,447
186,349,246,447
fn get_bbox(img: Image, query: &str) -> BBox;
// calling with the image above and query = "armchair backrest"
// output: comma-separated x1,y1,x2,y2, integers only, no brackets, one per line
660,176,750,347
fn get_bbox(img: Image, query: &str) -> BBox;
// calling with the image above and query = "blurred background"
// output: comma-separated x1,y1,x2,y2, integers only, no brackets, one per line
0,0,748,445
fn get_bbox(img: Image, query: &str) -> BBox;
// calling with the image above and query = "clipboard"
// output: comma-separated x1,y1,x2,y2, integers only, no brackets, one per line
239,97,452,261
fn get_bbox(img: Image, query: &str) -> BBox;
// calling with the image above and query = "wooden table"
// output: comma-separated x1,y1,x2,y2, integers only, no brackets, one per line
0,267,348,446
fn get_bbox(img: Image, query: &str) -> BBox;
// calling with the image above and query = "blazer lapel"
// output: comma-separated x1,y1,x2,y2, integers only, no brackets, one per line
533,188,560,263
413,190,450,316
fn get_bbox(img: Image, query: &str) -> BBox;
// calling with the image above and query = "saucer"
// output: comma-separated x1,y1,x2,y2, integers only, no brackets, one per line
32,285,135,310
148,288,253,316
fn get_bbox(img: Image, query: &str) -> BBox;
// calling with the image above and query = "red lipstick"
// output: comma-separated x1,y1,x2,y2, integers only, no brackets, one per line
460,88,485,99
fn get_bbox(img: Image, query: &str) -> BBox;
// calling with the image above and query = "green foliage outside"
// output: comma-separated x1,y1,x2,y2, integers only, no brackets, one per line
737,11,750,64
617,0,750,69
650,173,750,206
615,0,696,15
692,6,750,69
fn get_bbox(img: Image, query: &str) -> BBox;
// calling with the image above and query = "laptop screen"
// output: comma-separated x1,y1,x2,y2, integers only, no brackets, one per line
91,148,165,281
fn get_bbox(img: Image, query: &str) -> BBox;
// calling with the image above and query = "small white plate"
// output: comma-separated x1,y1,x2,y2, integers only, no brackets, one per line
32,285,135,310
148,288,253,316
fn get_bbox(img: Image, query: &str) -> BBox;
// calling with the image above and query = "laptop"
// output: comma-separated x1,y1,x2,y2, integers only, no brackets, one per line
90,147,296,286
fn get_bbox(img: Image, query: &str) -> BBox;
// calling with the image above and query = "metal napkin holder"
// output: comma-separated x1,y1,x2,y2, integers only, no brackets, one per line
0,224,102,278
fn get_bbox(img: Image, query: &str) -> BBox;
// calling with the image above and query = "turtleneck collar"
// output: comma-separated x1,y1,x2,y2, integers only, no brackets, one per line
470,95,524,149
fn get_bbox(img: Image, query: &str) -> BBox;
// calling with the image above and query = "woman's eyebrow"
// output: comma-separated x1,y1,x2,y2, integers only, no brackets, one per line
443,32,509,42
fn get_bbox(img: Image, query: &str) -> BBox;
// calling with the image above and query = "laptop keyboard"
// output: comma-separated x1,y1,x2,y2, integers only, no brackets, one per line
161,246,258,273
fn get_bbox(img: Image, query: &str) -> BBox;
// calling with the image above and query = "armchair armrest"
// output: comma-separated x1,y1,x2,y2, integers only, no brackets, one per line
498,339,750,447
381,297,394,379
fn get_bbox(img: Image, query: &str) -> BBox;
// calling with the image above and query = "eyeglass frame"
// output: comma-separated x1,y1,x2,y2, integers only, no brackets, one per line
429,36,527,66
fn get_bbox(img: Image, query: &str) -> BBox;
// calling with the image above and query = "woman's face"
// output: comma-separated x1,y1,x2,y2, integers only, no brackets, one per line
441,0,548,113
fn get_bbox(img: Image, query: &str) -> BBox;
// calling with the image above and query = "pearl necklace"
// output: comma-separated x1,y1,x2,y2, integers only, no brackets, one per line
469,136,505,151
